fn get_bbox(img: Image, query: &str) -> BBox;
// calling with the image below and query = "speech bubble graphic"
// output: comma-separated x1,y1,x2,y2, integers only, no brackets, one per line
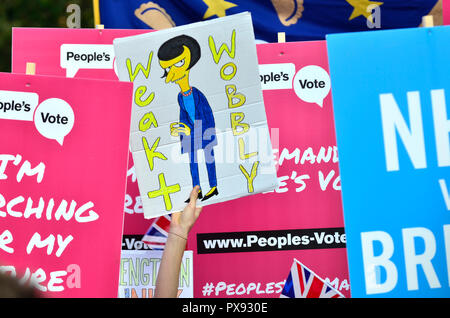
293,65,331,108
34,98,75,146
0,90,39,121
60,44,115,78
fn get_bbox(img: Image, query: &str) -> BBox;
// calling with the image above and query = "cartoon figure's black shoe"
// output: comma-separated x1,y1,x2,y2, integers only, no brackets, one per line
201,187,218,201
185,190,202,203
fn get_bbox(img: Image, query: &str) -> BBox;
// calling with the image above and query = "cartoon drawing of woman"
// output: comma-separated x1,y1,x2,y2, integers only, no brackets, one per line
158,35,219,203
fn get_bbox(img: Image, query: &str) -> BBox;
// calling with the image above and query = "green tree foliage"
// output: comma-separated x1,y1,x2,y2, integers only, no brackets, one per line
0,0,94,72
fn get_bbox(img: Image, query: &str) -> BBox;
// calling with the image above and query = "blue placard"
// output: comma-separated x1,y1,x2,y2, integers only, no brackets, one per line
326,26,450,297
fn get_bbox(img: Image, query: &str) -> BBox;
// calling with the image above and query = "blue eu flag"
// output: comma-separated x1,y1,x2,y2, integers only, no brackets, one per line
99,0,439,42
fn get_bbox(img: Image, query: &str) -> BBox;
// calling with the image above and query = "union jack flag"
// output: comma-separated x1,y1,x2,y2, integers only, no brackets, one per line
280,259,345,298
141,215,171,250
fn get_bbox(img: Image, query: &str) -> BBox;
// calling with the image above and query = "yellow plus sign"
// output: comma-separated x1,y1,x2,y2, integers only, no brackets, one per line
148,173,181,211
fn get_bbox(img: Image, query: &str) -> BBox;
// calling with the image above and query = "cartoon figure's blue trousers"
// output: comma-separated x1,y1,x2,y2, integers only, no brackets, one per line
189,148,217,189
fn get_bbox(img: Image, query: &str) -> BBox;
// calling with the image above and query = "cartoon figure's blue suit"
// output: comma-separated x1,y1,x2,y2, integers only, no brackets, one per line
158,34,219,202
177,87,217,191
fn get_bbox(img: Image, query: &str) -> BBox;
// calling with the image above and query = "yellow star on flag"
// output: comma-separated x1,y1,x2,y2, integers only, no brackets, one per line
203,0,237,19
346,0,383,23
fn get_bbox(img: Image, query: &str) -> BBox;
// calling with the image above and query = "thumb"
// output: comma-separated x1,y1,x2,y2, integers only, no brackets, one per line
188,186,200,209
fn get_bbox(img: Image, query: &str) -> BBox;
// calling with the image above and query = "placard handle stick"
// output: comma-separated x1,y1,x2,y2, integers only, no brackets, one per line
26,62,36,75
422,15,434,27
277,32,286,43
93,0,101,27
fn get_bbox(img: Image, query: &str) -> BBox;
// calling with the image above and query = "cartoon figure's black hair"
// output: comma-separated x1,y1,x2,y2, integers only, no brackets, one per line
158,34,201,78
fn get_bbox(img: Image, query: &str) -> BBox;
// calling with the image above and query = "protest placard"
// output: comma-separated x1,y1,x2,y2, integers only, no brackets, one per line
188,40,350,298
327,26,450,297
0,73,133,297
119,250,193,298
113,13,278,218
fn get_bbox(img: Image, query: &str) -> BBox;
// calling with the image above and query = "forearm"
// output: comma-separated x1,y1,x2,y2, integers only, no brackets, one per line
154,232,187,298
154,186,202,298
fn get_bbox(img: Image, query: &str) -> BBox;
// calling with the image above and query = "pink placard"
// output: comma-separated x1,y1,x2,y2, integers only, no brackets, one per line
187,41,350,298
12,28,153,236
444,0,450,25
0,73,133,297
